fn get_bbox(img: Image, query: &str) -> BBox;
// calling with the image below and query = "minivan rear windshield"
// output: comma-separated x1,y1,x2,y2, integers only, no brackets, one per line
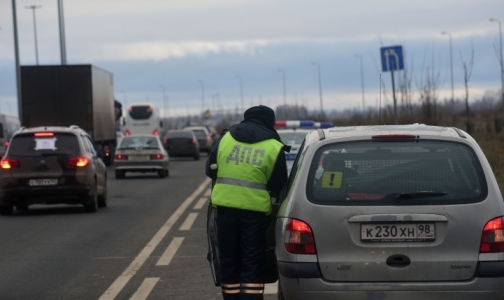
8,133,79,156
129,105,153,120
307,140,487,205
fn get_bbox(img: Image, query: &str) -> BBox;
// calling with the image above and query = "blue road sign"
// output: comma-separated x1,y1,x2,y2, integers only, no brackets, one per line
380,45,404,72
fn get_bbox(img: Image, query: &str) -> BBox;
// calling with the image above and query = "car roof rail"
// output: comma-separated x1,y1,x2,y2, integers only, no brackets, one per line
450,127,467,138
317,128,325,140
19,126,27,131
69,125,81,130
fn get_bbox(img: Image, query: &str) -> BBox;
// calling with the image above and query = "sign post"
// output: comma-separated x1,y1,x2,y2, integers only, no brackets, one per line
380,45,404,124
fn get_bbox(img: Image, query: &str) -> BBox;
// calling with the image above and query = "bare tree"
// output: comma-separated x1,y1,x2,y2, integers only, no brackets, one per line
416,43,442,125
460,43,475,133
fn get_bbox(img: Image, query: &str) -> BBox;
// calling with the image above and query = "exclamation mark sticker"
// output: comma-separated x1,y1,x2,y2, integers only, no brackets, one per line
329,173,335,186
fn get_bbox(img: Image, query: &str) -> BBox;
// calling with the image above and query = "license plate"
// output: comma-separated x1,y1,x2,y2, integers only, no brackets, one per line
361,223,435,242
29,179,58,186
129,155,149,161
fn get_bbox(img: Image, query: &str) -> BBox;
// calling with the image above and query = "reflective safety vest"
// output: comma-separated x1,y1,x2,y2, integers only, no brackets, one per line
211,133,283,214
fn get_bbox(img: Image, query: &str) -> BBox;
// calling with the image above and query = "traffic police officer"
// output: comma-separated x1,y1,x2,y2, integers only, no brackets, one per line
206,105,288,300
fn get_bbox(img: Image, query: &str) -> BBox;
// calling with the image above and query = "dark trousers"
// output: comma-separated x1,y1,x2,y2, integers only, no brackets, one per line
217,206,269,300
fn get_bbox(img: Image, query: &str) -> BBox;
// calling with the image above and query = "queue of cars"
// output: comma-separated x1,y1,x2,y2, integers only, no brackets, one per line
208,123,504,299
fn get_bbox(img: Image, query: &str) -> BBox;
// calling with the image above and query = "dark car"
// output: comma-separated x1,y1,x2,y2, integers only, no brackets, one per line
184,126,214,155
0,126,108,215
164,130,200,160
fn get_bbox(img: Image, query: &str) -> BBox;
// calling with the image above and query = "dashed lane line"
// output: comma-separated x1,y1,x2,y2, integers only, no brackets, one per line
193,197,208,210
99,178,211,300
179,212,199,231
204,188,211,197
129,278,160,300
156,237,185,266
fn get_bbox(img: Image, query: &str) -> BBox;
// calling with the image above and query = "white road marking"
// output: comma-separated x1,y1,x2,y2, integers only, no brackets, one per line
264,282,278,294
193,197,208,210
156,237,184,266
99,178,211,300
204,188,211,196
129,278,160,300
179,212,199,231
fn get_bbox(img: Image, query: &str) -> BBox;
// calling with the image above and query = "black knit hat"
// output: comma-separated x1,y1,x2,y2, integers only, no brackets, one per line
243,105,276,128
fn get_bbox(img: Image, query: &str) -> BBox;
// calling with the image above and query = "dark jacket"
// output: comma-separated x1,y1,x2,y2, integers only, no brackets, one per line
206,119,289,195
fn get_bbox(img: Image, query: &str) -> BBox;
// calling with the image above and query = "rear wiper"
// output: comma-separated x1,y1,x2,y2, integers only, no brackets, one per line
383,191,448,202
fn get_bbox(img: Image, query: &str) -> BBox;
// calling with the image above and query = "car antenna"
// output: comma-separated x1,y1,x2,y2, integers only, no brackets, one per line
379,73,382,125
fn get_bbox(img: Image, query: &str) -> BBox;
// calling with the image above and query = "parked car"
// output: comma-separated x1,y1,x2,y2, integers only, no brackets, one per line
0,125,107,215
205,125,220,143
274,124,504,299
184,126,214,155
277,129,312,175
164,130,200,160
0,114,20,157
114,134,169,179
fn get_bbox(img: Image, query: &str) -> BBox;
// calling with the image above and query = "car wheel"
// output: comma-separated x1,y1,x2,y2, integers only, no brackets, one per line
158,170,166,178
16,204,28,211
84,182,98,213
0,205,13,216
98,178,108,208
115,170,124,179
165,169,169,177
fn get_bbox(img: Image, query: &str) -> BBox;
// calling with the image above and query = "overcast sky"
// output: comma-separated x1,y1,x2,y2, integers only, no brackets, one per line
0,0,503,117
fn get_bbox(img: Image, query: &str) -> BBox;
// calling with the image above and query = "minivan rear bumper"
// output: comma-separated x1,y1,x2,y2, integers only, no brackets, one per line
1,184,91,205
279,275,504,300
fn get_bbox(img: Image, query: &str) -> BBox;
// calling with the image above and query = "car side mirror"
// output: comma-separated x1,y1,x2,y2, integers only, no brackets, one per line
160,121,164,128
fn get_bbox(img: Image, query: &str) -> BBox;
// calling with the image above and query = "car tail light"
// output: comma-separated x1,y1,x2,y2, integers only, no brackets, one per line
206,137,211,143
191,139,197,145
209,132,214,137
67,157,89,168
163,139,168,145
150,154,164,160
153,129,159,135
480,216,504,253
284,218,316,255
1,158,20,169
115,154,128,160
125,130,131,136
5,141,10,147
34,132,54,137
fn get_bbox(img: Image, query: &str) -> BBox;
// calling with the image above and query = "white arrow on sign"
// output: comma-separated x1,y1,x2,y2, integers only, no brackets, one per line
384,49,400,71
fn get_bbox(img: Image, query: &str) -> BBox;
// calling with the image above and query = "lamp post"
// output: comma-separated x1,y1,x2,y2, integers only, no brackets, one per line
25,5,42,65
197,80,205,119
11,0,22,119
490,18,504,113
353,54,366,112
235,75,244,111
160,85,167,117
278,68,286,107
57,0,67,65
441,31,455,107
311,62,325,120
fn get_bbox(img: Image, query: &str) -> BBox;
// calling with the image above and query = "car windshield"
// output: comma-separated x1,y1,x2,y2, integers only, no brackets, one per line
120,136,159,148
190,130,207,139
8,133,80,156
129,105,153,120
166,131,193,139
308,140,487,205
279,131,308,145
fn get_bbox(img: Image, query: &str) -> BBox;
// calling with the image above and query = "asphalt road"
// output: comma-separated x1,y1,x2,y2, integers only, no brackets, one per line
0,157,278,300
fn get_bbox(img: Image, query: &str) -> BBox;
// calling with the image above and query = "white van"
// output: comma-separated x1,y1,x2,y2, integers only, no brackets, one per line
123,103,163,136
0,115,21,156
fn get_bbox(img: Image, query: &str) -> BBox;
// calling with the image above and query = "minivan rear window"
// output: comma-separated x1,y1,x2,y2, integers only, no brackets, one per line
129,106,153,120
191,130,207,139
8,133,80,156
308,140,487,205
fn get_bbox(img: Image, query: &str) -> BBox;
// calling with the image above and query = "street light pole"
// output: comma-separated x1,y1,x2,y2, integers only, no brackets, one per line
441,31,455,107
312,62,325,120
197,80,205,119
159,85,166,119
11,0,22,119
490,18,504,114
353,54,366,112
278,68,286,107
57,0,67,65
235,75,244,111
25,5,42,65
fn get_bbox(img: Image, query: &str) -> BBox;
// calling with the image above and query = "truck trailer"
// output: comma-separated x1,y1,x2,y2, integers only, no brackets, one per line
20,64,116,165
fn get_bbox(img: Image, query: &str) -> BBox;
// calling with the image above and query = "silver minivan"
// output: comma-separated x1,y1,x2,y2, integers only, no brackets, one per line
275,124,504,300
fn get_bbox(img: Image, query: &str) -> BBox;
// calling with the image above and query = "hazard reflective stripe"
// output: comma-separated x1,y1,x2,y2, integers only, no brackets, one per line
222,283,240,294
241,283,264,294
216,177,267,190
